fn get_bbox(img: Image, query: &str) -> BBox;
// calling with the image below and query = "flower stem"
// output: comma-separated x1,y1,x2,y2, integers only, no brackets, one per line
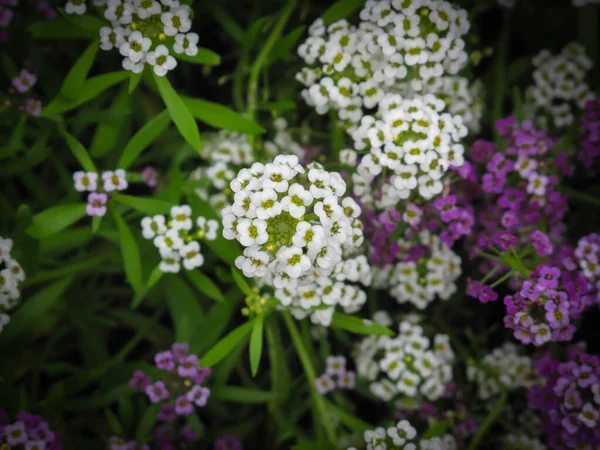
467,390,507,450
282,312,338,448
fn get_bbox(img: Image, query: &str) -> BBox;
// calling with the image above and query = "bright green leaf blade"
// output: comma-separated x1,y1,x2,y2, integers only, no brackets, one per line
330,313,394,336
185,270,225,303
92,215,102,234
26,203,88,239
60,39,99,100
154,74,201,152
163,276,204,342
117,109,171,170
421,420,450,439
202,320,254,367
112,193,174,215
231,267,253,296
112,207,143,293
249,315,264,377
128,71,143,94
0,276,74,343
174,47,221,65
59,128,97,172
131,265,164,308
183,97,265,134
266,319,291,404
321,0,364,25
210,386,280,403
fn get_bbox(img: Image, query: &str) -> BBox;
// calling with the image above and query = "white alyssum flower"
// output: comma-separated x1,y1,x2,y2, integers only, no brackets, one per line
73,171,98,192
173,32,199,56
0,237,26,335
102,169,128,192
141,206,218,273
65,0,86,15
146,45,177,76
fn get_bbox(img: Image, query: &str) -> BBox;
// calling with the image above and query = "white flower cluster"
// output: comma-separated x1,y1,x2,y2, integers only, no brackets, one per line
69,0,200,76
504,433,547,450
141,205,218,273
348,419,457,450
467,343,536,400
223,155,363,285
297,0,470,123
0,237,25,333
525,42,594,129
351,94,467,206
373,231,461,309
73,169,128,193
354,320,454,402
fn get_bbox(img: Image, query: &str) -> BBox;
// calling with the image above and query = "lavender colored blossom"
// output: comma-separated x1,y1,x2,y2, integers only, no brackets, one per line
12,69,37,93
86,192,108,217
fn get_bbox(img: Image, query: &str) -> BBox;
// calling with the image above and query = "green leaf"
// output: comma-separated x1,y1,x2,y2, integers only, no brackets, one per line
61,10,106,32
206,2,245,42
42,71,129,116
154,74,201,152
128,72,143,94
467,391,506,450
268,26,306,64
135,403,160,442
249,315,264,377
28,18,98,39
202,320,254,367
60,40,99,100
117,109,171,170
26,204,88,239
330,313,394,336
512,87,524,122
92,215,102,234
163,276,204,342
59,128,97,172
210,386,280,403
266,320,291,404
326,401,372,434
164,166,182,204
112,193,174,215
112,207,143,293
132,265,163,308
231,267,253,296
185,270,225,303
422,420,450,439
1,54,18,79
0,277,74,343
104,408,123,435
321,0,364,25
174,47,221,65
182,97,265,134
90,87,130,157
259,100,296,111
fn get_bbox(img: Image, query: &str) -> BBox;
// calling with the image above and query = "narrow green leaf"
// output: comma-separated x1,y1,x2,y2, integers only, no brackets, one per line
59,128,97,172
163,276,204,342
266,319,291,404
129,71,143,94
185,270,225,303
321,0,364,25
231,267,253,296
90,87,130,156
112,193,174,215
42,71,129,116
28,18,97,39
183,97,265,134
210,386,280,403
330,313,395,336
249,315,264,377
422,420,450,439
26,204,87,239
132,265,163,308
117,109,171,170
104,409,123,435
112,207,143,293
467,391,506,450
136,403,160,442
259,100,296,111
206,2,245,42
0,277,74,343
268,26,306,64
164,166,182,204
174,47,221,65
512,87,524,122
154,74,201,152
202,320,254,367
92,215,102,234
60,40,99,100
326,401,372,434
61,10,106,32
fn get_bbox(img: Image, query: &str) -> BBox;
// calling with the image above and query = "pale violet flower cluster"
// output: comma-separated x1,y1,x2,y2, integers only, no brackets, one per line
373,231,461,309
297,0,470,123
72,0,200,76
0,237,25,333
223,155,363,285
525,42,594,129
73,169,128,217
354,319,454,402
347,419,457,450
141,206,218,273
351,94,467,206
466,343,536,400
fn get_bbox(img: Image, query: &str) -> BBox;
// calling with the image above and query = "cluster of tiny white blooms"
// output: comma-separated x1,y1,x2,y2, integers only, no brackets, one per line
73,169,128,192
223,155,363,285
202,130,255,167
351,94,467,206
81,0,200,76
296,0,470,123
141,206,218,273
504,434,547,450
347,419,457,450
525,42,594,129
264,118,304,158
0,237,25,333
332,255,373,285
354,320,454,402
466,343,536,400
386,231,461,309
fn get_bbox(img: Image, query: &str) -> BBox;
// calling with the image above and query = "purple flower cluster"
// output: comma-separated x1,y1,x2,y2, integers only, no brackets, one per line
141,166,159,188
362,208,402,266
214,434,243,450
528,346,600,449
3,67,42,116
129,343,211,420
155,423,201,450
314,355,356,395
578,97,600,169
0,409,61,449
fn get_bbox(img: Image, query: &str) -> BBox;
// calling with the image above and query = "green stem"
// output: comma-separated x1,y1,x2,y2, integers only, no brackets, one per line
490,270,514,288
282,312,338,448
246,0,296,120
330,110,343,161
467,391,507,450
